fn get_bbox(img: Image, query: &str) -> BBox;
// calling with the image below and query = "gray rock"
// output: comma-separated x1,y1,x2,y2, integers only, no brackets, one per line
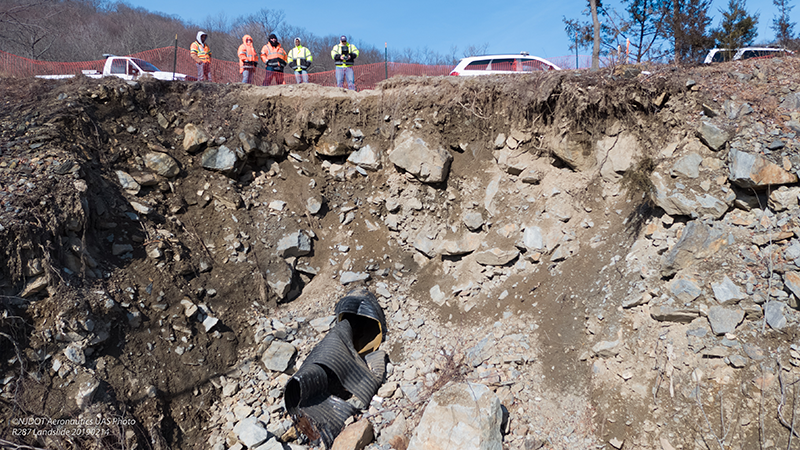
438,234,481,256
201,146,244,176
765,301,787,330
389,132,453,184
668,278,702,303
116,170,140,194
522,226,544,251
129,201,152,215
306,196,323,215
697,121,730,151
309,316,336,333
712,276,746,304
64,343,86,365
463,211,484,232
73,372,100,409
144,152,180,178
768,186,800,211
592,339,620,358
253,437,285,450
728,354,748,368
112,243,133,256
183,123,209,153
261,341,296,373
474,248,519,266
233,417,268,448
596,133,637,181
238,131,259,154
430,285,446,306
378,414,407,448
347,145,382,170
651,172,733,219
785,271,800,298
265,259,293,300
781,92,800,110
670,153,703,179
276,231,312,258
414,234,438,258
729,148,798,189
785,243,800,261
707,306,744,335
660,221,725,278
340,271,370,284
407,382,502,450
315,138,350,156
494,133,506,149
650,305,700,322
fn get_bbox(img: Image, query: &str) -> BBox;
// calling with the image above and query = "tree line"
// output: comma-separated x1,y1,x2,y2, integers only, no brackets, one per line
0,0,488,72
565,0,799,65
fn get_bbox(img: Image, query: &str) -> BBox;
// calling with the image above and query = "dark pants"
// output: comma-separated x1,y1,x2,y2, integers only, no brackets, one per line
263,69,284,86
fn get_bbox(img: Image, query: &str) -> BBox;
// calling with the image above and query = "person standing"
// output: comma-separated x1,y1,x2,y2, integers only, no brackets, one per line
190,31,212,81
261,34,288,86
238,35,258,84
287,37,313,84
331,35,359,90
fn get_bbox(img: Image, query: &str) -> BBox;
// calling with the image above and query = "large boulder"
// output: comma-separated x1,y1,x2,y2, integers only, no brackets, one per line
144,151,180,178
407,382,502,450
389,132,453,184
596,133,637,181
729,148,798,189
182,123,209,153
201,145,244,177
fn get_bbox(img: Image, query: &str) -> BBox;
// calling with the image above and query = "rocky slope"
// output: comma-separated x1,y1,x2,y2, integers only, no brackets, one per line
3,57,800,450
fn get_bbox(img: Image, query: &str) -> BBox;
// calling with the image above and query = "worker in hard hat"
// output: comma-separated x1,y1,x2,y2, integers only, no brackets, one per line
331,35,359,90
238,35,258,84
287,37,313,84
261,33,287,86
190,31,212,81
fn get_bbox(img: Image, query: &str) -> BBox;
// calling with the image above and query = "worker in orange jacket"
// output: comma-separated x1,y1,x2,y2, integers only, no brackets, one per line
238,35,257,84
261,33,287,86
190,31,212,81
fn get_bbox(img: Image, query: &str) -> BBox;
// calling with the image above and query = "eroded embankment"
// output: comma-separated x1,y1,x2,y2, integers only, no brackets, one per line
0,68,711,450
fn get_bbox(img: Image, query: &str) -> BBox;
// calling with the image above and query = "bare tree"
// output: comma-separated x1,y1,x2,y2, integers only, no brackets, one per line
0,0,63,59
591,0,601,69
772,0,796,47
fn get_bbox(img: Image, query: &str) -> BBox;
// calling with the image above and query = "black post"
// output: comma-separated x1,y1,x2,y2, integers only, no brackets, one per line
173,34,178,80
384,43,388,80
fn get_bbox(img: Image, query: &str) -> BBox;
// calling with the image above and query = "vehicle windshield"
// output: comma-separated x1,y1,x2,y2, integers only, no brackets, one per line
132,59,160,72
711,50,735,63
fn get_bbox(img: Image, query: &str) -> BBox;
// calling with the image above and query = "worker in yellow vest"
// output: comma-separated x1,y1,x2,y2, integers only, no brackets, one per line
190,31,212,81
238,35,258,84
331,35,359,90
287,37,313,84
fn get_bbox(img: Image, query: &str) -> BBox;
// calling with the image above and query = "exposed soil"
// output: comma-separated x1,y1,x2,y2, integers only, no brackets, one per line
2,58,800,450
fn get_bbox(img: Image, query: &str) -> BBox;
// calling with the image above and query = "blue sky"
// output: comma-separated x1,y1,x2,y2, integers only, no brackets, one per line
125,0,796,60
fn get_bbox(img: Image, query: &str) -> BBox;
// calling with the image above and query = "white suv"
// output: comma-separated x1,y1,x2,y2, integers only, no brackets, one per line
449,52,561,76
703,47,794,64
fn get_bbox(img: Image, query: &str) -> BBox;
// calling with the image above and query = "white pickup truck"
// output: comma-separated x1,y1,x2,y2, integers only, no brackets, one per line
39,55,190,81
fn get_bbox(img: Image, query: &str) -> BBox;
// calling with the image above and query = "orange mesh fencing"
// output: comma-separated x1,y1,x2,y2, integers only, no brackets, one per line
1,47,589,89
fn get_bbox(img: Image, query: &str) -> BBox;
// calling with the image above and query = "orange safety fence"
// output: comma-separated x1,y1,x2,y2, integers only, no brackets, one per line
1,47,590,90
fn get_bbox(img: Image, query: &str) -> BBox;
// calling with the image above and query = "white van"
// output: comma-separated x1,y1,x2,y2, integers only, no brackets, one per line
703,47,794,64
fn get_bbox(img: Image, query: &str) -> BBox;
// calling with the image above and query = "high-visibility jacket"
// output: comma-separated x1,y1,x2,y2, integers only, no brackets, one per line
331,42,359,67
261,43,287,71
190,41,211,63
288,45,313,71
238,35,257,73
